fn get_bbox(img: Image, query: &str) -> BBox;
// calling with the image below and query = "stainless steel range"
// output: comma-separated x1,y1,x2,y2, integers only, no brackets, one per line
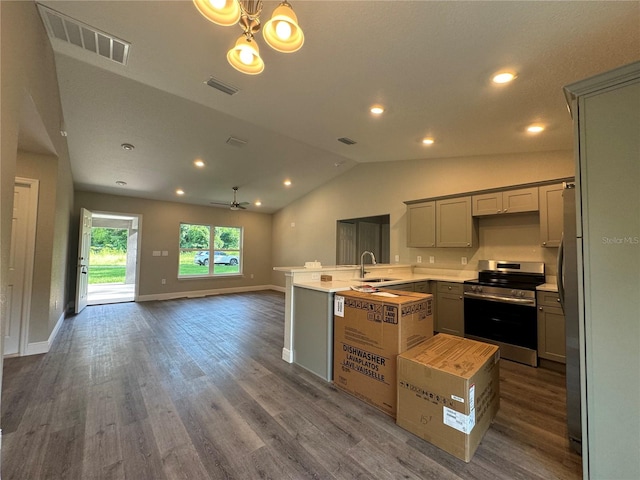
464,260,545,366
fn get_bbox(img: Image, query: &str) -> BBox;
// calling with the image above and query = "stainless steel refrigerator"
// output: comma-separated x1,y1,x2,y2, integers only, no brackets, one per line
556,183,581,455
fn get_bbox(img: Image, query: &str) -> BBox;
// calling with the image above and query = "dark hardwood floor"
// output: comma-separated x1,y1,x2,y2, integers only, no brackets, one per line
2,291,582,479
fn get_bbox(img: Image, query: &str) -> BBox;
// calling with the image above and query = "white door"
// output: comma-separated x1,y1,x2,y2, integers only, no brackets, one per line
75,208,92,314
5,180,38,356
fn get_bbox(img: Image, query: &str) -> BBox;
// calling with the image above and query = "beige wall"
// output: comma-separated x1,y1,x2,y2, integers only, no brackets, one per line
74,191,274,298
272,150,575,285
1,1,74,358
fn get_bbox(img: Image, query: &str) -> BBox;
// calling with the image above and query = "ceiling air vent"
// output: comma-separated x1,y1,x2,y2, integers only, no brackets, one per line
226,136,247,147
338,137,357,145
206,77,240,96
37,3,130,65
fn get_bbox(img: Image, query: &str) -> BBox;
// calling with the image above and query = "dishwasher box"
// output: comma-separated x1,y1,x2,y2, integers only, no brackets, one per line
333,289,434,417
396,333,500,462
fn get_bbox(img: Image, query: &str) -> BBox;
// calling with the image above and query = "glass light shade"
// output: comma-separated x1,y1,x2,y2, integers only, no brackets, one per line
227,35,264,74
193,0,241,26
263,3,304,53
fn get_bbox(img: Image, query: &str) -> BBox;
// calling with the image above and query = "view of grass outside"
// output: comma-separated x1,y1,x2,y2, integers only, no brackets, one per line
179,224,242,277
179,250,241,276
89,228,127,284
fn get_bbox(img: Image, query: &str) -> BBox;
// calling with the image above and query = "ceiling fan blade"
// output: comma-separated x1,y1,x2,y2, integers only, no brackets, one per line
210,201,231,206
238,201,250,206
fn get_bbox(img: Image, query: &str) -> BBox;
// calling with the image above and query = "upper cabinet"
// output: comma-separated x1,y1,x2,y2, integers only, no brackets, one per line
472,187,539,216
407,201,436,247
539,183,564,247
405,179,571,249
436,196,474,247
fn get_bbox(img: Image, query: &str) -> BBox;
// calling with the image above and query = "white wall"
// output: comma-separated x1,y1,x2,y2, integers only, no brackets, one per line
272,150,574,285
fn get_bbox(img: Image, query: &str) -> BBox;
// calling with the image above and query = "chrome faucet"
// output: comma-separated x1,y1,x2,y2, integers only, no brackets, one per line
360,251,377,278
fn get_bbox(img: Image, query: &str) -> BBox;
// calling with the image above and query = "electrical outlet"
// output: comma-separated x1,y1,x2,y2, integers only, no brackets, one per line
250,273,254,279
429,256,435,264
161,278,166,285
461,256,468,265
417,256,422,263
311,273,320,281
394,254,399,262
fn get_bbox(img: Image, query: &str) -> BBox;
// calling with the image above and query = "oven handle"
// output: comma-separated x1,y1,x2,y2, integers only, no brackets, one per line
463,291,536,306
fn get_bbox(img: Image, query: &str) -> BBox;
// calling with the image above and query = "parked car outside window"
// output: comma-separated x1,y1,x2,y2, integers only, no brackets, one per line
193,251,239,266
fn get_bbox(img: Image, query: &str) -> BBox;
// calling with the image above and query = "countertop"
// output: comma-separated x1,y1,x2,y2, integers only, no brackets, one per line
292,270,477,293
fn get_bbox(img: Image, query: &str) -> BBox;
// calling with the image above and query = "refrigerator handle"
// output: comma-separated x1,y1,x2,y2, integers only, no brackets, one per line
556,232,565,309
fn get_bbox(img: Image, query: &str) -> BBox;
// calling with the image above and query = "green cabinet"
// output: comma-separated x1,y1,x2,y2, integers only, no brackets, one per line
407,201,436,247
536,291,566,363
436,197,474,247
435,281,464,336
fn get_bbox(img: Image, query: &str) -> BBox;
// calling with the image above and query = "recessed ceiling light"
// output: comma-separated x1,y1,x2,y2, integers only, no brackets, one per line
194,159,205,168
492,71,517,84
284,179,292,186
255,200,262,207
121,143,135,151
115,180,127,186
527,124,545,133
370,105,384,115
422,138,435,145
176,189,185,195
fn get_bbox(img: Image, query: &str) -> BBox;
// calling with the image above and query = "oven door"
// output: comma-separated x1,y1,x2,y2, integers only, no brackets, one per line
464,297,537,351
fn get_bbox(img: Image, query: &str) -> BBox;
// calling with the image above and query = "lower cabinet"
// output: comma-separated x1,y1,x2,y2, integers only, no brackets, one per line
537,291,566,363
435,282,464,336
293,287,334,380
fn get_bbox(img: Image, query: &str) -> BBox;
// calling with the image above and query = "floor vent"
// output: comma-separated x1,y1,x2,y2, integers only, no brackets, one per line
226,136,248,147
37,3,130,65
338,137,357,145
206,77,240,96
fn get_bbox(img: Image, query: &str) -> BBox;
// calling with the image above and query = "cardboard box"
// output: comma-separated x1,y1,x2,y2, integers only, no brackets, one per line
333,289,434,417
396,334,500,462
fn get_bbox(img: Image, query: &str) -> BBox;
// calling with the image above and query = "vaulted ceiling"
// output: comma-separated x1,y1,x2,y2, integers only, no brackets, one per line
37,1,640,213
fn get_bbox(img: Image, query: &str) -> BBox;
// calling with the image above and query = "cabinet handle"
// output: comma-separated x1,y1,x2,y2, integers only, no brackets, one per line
448,286,452,290
459,296,462,300
539,307,543,311
542,242,547,246
556,298,561,302
503,208,508,213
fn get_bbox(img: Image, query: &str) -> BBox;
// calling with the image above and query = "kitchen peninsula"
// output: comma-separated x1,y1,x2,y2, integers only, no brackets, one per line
274,263,477,380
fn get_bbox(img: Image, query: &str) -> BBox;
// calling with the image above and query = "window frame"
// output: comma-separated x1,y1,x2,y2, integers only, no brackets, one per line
178,223,243,278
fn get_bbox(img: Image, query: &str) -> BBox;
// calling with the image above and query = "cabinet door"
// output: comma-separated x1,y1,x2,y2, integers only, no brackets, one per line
436,197,474,247
436,282,464,336
503,187,539,214
537,305,566,363
407,202,435,247
539,184,564,247
472,192,502,216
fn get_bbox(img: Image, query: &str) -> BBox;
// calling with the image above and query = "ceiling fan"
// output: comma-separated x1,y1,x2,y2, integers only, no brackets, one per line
210,186,250,210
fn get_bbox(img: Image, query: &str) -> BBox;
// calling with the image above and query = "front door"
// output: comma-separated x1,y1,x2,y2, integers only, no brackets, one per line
75,208,92,314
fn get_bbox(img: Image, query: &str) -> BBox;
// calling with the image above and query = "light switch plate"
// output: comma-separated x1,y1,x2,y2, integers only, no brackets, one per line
417,256,422,263
152,251,161,257
461,256,468,265
429,256,435,264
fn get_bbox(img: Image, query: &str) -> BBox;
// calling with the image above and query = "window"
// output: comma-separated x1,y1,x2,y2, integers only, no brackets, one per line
179,223,242,277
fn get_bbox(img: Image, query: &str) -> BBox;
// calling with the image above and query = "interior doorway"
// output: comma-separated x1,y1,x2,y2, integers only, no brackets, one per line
86,212,141,306
336,214,390,265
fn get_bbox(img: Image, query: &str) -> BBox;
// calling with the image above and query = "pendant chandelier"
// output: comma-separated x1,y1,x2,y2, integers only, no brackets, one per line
193,0,304,75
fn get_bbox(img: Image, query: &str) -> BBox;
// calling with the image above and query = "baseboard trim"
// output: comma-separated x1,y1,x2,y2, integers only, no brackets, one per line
137,285,284,302
282,347,294,363
25,310,65,356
